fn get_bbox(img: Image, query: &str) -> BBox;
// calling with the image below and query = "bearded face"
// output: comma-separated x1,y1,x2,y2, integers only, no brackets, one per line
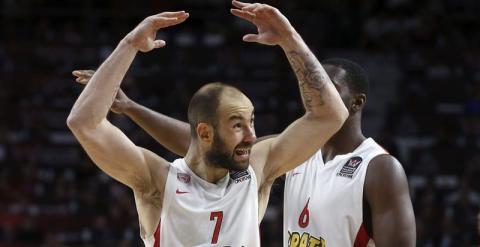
205,129,252,171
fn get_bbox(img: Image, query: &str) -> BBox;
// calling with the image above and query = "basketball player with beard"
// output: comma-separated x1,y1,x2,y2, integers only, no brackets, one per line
75,59,416,246
67,2,348,246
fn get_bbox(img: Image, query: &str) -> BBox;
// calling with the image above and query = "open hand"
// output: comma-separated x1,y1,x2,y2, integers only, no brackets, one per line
230,1,296,46
125,11,189,52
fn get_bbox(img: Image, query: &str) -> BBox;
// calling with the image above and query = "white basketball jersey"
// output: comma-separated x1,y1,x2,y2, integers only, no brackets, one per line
284,138,387,247
142,158,260,247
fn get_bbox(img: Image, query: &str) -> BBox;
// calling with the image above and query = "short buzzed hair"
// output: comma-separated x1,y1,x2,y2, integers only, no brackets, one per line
322,58,369,96
187,82,240,139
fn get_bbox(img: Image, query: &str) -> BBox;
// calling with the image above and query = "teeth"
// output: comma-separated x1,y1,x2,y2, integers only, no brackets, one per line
236,148,250,155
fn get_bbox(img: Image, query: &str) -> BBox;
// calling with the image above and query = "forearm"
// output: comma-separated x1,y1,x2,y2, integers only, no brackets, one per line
124,101,190,156
68,40,137,128
281,33,347,119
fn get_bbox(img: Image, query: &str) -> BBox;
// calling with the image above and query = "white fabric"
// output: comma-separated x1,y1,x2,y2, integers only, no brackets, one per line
284,138,386,247
143,158,260,247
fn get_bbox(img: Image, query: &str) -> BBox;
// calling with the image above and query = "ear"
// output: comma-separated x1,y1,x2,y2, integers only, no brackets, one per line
196,123,214,143
351,93,366,113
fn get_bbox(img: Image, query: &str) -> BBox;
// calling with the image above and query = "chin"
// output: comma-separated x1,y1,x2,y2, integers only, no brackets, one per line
229,160,249,171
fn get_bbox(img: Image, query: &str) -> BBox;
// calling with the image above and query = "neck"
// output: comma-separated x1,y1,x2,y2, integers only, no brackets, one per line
184,142,229,184
322,114,366,162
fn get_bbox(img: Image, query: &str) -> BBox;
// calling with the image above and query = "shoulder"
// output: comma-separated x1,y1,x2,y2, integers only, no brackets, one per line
249,138,275,184
367,154,404,177
365,154,409,198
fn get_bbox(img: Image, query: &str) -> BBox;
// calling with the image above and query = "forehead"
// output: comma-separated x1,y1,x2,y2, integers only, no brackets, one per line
324,64,348,87
216,90,254,119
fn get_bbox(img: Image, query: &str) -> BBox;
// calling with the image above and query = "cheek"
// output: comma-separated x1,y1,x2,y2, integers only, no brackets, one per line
340,95,351,108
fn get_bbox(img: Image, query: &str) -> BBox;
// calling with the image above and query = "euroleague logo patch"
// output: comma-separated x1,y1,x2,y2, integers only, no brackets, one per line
336,156,363,179
177,173,191,184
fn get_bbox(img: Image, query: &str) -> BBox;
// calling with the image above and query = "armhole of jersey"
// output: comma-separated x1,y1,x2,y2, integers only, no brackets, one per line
248,165,260,225
248,165,259,189
161,164,175,221
141,164,173,247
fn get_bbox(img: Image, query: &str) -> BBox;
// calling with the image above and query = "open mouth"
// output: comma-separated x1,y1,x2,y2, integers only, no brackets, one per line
234,147,251,161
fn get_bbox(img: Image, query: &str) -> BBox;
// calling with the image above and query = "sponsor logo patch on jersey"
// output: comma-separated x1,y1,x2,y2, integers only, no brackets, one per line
288,231,326,247
229,170,251,184
177,173,191,184
336,156,363,179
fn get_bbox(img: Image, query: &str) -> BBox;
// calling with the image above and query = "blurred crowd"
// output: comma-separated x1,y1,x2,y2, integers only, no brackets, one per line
1,0,479,246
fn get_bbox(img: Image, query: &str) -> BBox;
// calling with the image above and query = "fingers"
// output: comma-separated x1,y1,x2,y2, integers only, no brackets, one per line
242,34,260,43
153,40,166,49
232,0,249,9
75,77,88,85
241,3,263,12
72,70,95,77
230,9,256,23
150,12,189,29
232,0,262,12
72,70,95,84
231,2,276,22
158,11,188,18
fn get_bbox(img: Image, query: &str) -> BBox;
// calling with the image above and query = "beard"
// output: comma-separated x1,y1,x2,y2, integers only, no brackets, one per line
205,130,250,171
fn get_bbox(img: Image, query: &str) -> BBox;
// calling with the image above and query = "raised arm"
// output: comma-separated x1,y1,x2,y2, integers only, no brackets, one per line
364,155,416,246
73,69,191,156
67,12,189,192
231,1,348,184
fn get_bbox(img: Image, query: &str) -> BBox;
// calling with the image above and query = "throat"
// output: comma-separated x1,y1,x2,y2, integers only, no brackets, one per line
322,132,366,162
185,153,229,184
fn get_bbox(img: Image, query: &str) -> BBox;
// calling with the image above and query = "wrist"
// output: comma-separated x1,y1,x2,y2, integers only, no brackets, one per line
121,100,136,115
120,36,140,52
278,31,303,51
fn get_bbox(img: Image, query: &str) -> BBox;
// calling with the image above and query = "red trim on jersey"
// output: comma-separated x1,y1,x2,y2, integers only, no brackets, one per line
353,223,370,247
154,221,161,247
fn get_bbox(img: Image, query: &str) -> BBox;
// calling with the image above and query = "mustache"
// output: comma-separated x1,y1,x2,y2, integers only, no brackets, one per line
235,141,253,149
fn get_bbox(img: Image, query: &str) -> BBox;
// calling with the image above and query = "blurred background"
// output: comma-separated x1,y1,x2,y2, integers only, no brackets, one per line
1,0,480,246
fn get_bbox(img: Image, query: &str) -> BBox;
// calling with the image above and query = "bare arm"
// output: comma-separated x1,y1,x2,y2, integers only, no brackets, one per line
73,70,192,156
123,101,191,156
364,154,416,246
73,69,279,156
231,1,348,184
67,12,189,191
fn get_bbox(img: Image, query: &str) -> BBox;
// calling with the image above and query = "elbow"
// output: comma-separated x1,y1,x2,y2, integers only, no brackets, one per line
330,105,348,132
67,113,77,129
306,103,348,131
66,112,94,134
335,104,349,127
66,113,83,132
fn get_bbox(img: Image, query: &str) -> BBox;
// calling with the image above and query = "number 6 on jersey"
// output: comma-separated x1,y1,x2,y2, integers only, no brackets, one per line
210,211,223,244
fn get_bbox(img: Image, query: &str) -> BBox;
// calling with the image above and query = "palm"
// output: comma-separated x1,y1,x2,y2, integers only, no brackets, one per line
127,23,159,52
255,25,282,46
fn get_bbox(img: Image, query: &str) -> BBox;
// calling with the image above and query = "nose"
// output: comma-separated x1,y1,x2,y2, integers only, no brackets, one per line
244,125,257,143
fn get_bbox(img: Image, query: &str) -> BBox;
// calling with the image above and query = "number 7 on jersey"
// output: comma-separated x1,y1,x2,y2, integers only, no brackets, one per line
210,211,223,244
